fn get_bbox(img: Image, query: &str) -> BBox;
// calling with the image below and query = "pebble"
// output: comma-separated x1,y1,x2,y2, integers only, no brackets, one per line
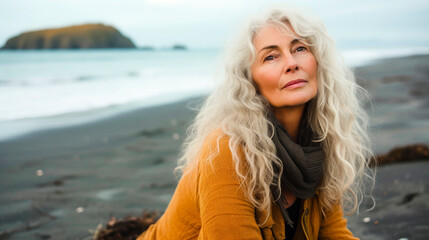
172,133,179,140
36,169,44,176
76,207,84,213
363,217,371,223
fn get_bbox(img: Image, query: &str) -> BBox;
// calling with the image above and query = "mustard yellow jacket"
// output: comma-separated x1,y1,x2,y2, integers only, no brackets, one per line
138,133,358,240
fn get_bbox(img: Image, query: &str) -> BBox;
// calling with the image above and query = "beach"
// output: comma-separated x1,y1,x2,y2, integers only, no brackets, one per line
0,98,200,239
1,54,428,239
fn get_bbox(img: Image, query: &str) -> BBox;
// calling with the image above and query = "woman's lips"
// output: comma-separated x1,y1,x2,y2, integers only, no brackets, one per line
282,79,308,89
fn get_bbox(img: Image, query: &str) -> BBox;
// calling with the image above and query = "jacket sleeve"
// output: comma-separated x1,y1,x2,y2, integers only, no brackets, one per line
197,135,263,240
318,203,359,240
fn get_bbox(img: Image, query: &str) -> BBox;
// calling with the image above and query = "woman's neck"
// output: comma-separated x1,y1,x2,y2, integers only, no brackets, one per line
273,105,306,142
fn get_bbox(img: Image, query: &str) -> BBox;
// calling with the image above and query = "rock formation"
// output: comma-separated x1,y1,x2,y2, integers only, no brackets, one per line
1,24,136,49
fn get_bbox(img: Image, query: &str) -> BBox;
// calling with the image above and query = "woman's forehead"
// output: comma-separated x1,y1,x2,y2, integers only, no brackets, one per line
252,24,300,47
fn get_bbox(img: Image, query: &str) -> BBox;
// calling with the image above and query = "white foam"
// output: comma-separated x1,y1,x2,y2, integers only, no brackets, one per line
96,189,123,200
0,74,214,121
342,47,429,67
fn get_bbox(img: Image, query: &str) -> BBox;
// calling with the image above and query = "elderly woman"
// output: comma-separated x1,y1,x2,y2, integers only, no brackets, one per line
138,5,373,240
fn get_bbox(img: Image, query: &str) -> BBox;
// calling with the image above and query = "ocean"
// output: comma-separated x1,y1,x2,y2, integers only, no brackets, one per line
1,47,429,141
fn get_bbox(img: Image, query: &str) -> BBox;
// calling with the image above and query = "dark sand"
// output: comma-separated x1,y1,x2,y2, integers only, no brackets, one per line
355,54,429,154
1,55,428,239
0,99,201,239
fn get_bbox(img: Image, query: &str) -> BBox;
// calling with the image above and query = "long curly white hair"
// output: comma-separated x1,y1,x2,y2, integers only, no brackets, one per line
176,4,374,217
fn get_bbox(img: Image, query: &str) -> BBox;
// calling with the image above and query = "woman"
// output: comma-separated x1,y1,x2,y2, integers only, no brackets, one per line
138,4,373,240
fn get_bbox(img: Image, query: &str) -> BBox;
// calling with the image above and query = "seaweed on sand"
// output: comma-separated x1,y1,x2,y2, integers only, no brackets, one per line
93,211,160,240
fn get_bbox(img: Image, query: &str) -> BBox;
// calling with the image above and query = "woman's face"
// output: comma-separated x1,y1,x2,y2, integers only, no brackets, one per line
251,24,318,109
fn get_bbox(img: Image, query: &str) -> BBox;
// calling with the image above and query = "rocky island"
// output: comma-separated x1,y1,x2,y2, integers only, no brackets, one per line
1,23,136,49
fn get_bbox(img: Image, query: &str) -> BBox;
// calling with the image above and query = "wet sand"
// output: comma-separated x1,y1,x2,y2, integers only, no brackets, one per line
1,54,428,239
0,98,202,239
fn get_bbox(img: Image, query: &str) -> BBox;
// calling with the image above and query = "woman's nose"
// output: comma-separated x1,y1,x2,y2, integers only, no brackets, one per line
284,54,299,73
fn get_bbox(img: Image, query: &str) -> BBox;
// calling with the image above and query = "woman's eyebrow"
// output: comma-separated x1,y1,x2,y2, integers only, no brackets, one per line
290,38,302,45
259,45,278,53
258,38,303,53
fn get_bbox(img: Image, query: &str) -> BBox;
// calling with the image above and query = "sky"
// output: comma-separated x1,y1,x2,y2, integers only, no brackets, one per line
1,0,428,49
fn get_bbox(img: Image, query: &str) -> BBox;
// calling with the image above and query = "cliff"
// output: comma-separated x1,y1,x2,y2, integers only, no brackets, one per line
1,24,136,49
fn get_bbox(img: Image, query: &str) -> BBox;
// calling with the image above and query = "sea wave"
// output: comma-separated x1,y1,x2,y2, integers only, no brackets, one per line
0,67,170,87
0,73,215,122
342,47,429,67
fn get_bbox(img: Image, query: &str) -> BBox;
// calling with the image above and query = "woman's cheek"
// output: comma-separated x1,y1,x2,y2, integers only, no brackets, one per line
262,66,281,83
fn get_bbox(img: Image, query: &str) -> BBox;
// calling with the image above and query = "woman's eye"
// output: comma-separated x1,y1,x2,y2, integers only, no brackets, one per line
264,55,275,61
295,46,307,52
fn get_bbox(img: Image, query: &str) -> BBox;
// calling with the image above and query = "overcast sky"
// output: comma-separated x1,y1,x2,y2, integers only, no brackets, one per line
1,0,428,49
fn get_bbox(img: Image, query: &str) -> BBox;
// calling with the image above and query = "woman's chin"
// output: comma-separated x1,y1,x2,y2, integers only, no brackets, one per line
271,95,316,108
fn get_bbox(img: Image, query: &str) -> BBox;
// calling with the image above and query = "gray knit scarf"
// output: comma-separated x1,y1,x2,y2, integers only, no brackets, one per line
268,111,325,227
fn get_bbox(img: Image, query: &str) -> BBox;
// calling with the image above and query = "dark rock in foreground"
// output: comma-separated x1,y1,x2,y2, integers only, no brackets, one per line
94,211,160,240
1,23,136,49
371,144,429,167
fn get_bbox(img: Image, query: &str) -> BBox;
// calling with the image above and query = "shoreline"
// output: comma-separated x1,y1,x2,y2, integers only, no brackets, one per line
0,96,204,165
2,54,428,153
1,52,428,144
0,94,207,143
